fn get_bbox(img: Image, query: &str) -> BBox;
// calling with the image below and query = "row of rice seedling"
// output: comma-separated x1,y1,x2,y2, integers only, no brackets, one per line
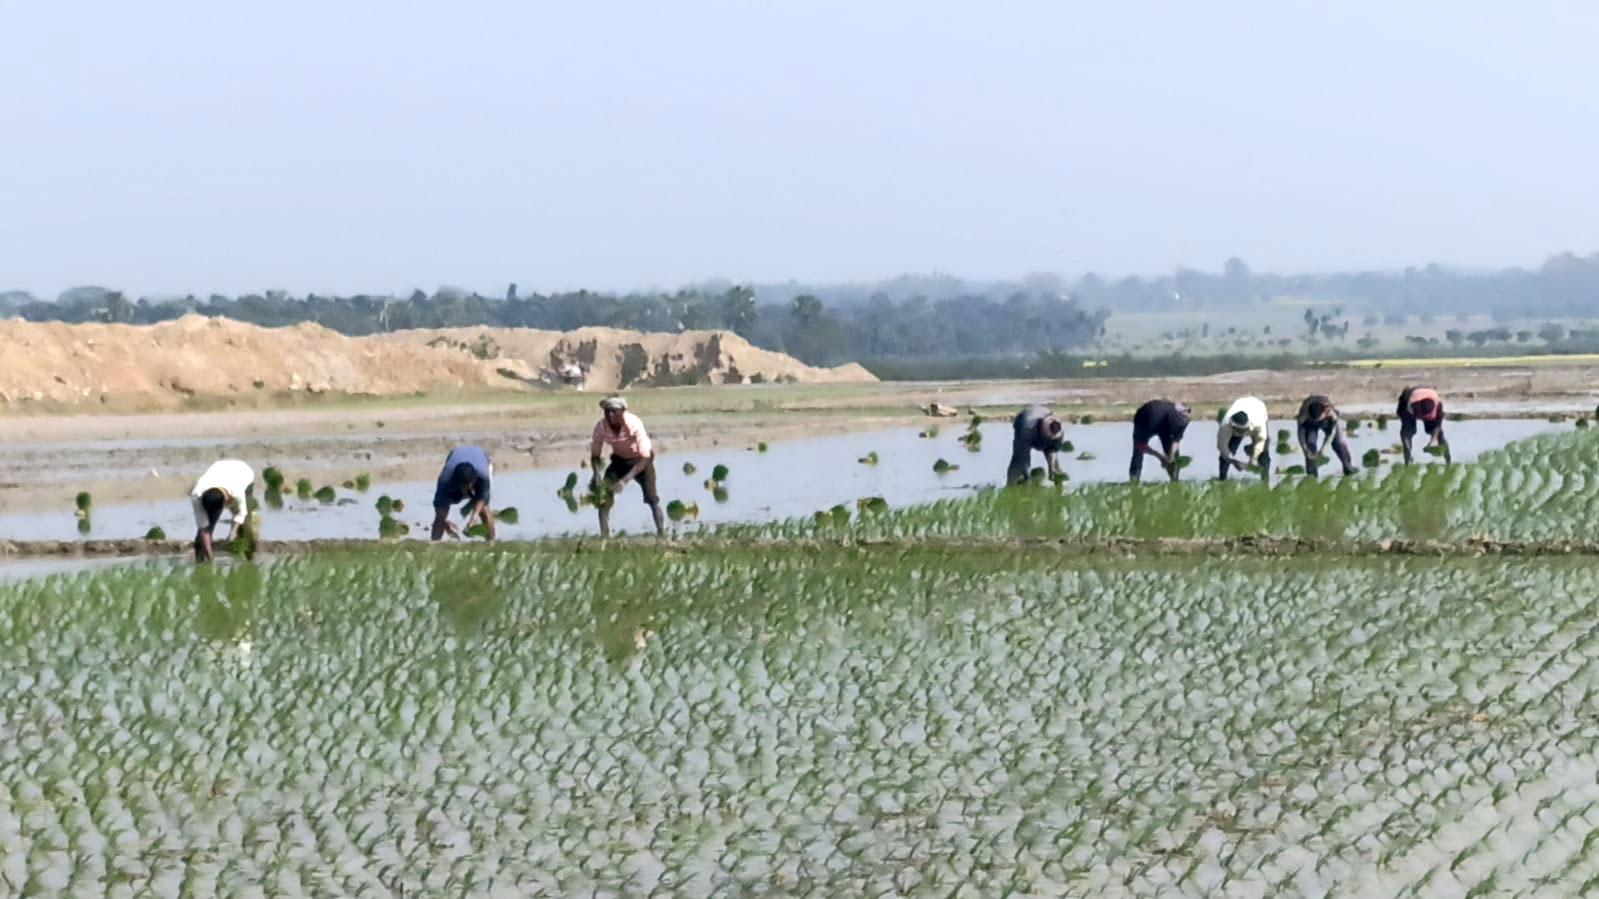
2,549,1598,894
725,428,1599,543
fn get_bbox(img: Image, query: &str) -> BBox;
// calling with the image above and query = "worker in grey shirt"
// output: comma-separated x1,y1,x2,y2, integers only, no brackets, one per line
1007,405,1067,485
1297,395,1357,478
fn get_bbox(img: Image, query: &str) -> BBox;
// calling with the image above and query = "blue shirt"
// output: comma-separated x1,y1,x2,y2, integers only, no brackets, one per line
433,446,492,508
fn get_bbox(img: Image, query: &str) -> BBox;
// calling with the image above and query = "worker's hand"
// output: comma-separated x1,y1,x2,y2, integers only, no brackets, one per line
442,521,461,538
615,476,633,489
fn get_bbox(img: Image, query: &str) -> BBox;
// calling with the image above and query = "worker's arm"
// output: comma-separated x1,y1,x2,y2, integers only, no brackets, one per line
1160,440,1181,479
590,452,605,487
431,505,459,540
223,499,242,541
477,504,496,541
616,456,650,486
1045,450,1061,477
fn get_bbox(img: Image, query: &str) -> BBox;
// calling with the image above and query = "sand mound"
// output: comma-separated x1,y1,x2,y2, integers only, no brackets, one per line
0,316,875,407
377,326,874,391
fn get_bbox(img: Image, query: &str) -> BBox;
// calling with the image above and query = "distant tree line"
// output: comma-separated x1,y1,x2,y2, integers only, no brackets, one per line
1057,252,1599,319
0,285,1108,368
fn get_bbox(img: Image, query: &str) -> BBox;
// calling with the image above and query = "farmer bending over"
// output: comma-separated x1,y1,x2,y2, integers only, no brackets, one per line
1398,386,1450,465
591,396,665,537
1007,405,1066,485
1217,396,1270,481
1297,395,1357,478
191,459,255,563
1129,399,1191,482
431,446,495,541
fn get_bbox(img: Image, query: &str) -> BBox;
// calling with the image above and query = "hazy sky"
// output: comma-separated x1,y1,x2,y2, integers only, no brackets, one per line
4,1,1596,296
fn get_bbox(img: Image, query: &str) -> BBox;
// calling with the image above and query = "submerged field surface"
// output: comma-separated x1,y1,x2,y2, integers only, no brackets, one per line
5,546,1599,896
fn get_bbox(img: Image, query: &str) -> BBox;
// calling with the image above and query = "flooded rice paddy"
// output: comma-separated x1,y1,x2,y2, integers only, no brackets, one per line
0,417,1572,544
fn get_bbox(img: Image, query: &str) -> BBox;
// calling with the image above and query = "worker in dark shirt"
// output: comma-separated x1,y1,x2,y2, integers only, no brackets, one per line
1007,405,1066,485
431,445,496,541
1129,400,1191,482
1398,387,1450,465
1296,395,1357,478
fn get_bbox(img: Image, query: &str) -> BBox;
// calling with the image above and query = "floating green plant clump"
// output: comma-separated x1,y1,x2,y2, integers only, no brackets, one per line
75,491,92,513
711,464,730,482
933,458,959,474
314,485,338,504
354,473,372,491
858,451,879,465
682,462,697,475
495,507,519,525
143,526,166,540
262,466,285,491
296,478,314,500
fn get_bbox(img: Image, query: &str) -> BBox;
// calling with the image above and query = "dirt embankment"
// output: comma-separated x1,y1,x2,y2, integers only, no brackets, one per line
0,316,875,408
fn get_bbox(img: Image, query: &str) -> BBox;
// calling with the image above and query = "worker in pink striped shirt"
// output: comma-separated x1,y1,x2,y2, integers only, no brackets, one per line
590,396,666,537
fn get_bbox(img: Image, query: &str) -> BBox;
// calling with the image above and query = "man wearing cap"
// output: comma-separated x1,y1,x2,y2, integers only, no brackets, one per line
1007,405,1067,485
1129,399,1191,482
591,396,665,537
431,445,496,541
1296,394,1358,478
1217,396,1271,481
191,459,255,562
1398,386,1451,465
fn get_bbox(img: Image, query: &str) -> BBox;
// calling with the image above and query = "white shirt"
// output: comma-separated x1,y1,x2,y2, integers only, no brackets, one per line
190,460,254,527
1217,397,1269,460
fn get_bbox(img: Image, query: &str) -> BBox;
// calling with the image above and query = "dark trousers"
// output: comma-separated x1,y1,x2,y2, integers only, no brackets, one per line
1129,434,1174,480
1219,435,1269,481
1299,420,1355,476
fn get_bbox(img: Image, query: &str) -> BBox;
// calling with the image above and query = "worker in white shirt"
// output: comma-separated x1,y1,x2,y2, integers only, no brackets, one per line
1217,397,1270,482
191,459,255,562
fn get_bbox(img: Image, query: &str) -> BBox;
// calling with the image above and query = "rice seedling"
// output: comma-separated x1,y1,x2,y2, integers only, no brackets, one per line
391,499,405,513
919,425,940,438
711,464,730,482
1362,448,1383,468
559,472,579,495
74,491,92,513
262,466,285,491
496,507,520,524
3,549,1595,895
1377,414,1390,430
377,515,409,538
857,495,889,514
1077,451,1097,461
354,473,371,491
1062,440,1075,453
858,451,879,465
682,462,697,475
295,478,314,500
76,518,91,535
1080,414,1096,425
712,485,730,504
933,458,959,474
665,499,700,522
314,485,338,504
757,442,769,452
143,526,166,540
375,494,394,516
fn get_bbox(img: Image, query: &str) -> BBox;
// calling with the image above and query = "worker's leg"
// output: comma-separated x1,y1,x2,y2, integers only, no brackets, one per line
1160,435,1178,482
1257,441,1272,479
1400,414,1418,464
1299,423,1322,477
1219,434,1243,481
640,460,665,535
1130,441,1146,481
1329,420,1356,475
